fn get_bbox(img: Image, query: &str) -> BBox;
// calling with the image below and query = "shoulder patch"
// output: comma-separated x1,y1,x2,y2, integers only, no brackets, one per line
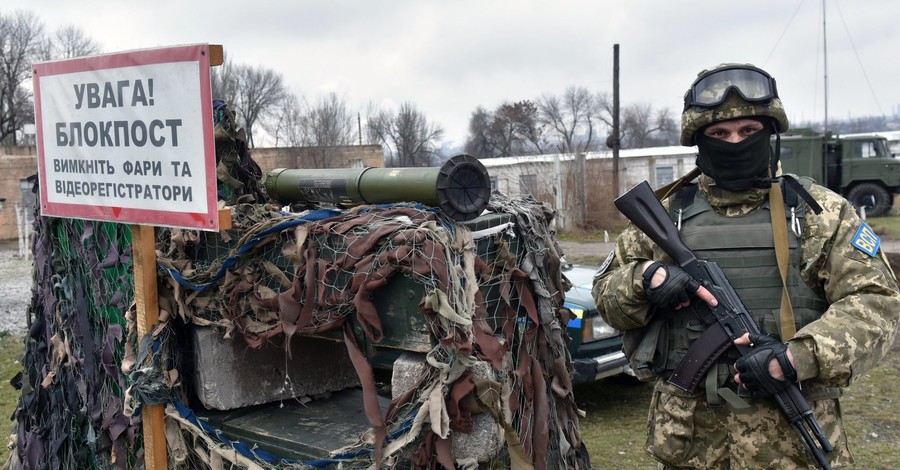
851,222,880,257
596,250,616,277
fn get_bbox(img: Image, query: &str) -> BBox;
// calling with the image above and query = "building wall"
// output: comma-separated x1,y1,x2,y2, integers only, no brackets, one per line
481,148,697,199
252,144,385,173
0,147,38,241
479,147,697,230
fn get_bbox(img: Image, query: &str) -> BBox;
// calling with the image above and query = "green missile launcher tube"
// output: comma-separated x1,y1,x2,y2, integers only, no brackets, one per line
264,154,491,221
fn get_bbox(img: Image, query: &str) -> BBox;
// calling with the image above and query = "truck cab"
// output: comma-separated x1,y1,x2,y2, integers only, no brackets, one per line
778,129,900,216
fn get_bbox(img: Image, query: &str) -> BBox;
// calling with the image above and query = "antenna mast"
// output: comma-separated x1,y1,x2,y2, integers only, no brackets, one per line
823,0,829,131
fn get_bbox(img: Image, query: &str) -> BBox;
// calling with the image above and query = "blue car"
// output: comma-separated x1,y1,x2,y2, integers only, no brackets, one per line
562,262,631,383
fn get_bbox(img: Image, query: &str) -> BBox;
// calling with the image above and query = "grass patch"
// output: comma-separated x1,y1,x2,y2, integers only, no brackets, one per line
575,338,900,468
575,376,657,469
866,194,900,239
838,337,900,469
563,254,606,266
556,229,619,243
867,213,900,240
0,334,24,464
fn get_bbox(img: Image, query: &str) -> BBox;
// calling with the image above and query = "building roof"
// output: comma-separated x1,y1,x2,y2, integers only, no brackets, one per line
477,145,698,168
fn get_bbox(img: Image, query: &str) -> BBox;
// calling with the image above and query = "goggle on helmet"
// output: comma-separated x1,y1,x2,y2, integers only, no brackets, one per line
684,65,778,111
680,63,789,146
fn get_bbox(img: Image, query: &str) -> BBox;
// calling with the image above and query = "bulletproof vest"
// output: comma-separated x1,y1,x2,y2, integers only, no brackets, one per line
634,181,829,377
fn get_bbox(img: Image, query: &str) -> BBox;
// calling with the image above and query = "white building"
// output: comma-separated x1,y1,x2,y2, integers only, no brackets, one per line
478,145,699,229
478,145,698,198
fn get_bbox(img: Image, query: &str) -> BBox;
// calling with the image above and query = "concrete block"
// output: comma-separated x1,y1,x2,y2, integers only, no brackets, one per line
192,326,360,410
391,352,504,463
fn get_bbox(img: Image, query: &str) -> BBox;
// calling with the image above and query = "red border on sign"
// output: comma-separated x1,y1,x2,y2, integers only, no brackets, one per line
32,44,219,230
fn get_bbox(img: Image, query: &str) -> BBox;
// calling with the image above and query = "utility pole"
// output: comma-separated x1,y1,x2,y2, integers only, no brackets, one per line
612,44,621,198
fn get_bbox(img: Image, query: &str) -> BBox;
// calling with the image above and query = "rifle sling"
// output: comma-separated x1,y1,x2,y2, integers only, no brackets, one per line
705,367,750,409
654,167,702,200
769,181,797,340
667,323,732,392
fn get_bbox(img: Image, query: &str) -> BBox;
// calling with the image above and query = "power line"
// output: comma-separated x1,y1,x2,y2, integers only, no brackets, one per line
833,0,885,117
762,0,807,68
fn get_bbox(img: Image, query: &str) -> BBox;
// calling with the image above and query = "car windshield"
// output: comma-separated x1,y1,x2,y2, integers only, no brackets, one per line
854,138,891,159
563,265,599,290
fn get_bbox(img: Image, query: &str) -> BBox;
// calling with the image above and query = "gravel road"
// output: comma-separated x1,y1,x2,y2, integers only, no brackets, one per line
0,241,31,335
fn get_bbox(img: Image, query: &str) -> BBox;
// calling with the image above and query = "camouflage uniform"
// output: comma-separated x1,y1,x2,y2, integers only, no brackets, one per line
592,174,900,469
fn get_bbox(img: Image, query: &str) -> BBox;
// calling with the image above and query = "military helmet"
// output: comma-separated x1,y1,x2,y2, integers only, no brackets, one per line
680,63,789,146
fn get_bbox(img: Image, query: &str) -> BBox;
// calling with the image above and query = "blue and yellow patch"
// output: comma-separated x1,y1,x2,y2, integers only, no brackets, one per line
851,222,880,257
564,302,584,328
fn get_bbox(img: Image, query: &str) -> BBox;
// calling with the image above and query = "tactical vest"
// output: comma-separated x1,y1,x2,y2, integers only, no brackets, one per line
627,179,829,381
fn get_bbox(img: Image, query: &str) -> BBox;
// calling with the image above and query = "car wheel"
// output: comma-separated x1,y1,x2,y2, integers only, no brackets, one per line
847,183,891,218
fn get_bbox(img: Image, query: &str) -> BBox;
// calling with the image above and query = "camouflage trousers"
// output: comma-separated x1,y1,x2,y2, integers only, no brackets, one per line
646,379,853,469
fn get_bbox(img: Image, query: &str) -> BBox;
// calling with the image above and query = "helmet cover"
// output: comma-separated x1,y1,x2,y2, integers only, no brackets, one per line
681,63,789,146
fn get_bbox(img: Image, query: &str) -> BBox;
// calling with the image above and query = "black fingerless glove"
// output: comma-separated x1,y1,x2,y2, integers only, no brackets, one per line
734,333,798,398
642,261,702,308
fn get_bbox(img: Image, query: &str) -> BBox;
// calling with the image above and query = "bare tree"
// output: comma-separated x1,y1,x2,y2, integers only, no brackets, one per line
464,106,497,158
596,94,678,149
368,102,444,167
538,87,597,154
300,92,357,168
270,93,304,147
234,65,285,148
489,105,519,158
623,104,678,147
538,86,598,227
211,57,285,147
48,25,100,59
267,92,359,167
0,11,45,145
464,100,546,158
210,55,240,106
506,100,547,154
299,92,357,147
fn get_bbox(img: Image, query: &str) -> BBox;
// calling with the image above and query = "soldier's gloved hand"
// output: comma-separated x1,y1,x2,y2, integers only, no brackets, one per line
734,333,798,398
641,261,703,309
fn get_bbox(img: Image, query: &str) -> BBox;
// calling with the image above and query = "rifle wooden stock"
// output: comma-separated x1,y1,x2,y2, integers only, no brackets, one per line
613,181,696,268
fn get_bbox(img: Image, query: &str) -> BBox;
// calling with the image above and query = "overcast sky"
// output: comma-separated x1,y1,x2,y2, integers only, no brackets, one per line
22,0,900,148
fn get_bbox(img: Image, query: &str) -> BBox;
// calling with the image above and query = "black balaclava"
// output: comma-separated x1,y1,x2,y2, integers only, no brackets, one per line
695,121,774,191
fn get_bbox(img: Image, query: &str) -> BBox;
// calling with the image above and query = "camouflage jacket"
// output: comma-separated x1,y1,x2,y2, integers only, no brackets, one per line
592,175,900,387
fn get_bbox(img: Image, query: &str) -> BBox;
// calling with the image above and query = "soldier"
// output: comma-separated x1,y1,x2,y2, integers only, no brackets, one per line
592,63,900,468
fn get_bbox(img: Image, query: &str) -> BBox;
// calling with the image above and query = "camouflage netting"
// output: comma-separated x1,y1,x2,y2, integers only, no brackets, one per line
7,207,138,469
6,103,584,469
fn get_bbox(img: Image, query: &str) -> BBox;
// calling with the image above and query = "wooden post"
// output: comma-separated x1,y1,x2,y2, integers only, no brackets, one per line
131,206,230,469
132,223,167,469
612,43,621,200
130,43,227,469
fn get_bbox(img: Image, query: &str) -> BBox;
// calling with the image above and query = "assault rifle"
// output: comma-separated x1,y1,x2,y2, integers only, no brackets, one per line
614,180,833,470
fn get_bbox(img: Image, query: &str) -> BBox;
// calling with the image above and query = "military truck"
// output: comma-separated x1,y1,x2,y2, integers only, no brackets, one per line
779,129,900,217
